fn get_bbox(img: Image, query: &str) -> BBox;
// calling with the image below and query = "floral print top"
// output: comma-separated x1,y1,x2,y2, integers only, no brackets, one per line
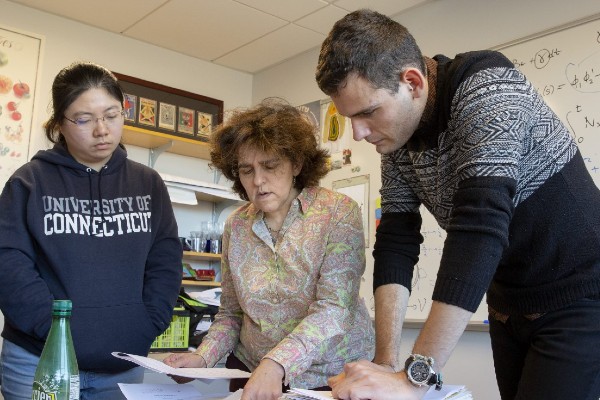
196,186,375,388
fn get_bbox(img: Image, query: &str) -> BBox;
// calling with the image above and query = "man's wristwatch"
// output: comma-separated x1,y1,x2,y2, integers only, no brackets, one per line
404,354,443,391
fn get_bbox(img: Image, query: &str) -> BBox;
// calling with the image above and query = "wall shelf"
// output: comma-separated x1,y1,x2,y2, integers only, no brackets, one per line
181,279,221,288
183,251,221,261
122,125,211,160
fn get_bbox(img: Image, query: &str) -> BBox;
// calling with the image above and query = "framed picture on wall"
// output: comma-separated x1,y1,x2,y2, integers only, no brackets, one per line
178,107,194,135
197,111,212,138
123,93,137,122
139,97,157,127
158,102,176,131
113,72,223,142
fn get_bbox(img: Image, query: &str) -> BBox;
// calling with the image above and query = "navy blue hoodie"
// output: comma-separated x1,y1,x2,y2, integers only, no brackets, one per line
0,143,182,372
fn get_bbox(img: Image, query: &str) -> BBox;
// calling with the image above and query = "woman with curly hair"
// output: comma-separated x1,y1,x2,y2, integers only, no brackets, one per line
164,98,374,400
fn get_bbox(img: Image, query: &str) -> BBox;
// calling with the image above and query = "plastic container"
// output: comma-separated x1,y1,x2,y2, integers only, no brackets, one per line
149,308,190,352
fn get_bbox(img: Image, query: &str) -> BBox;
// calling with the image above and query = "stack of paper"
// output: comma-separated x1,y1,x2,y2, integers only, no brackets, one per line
281,385,472,400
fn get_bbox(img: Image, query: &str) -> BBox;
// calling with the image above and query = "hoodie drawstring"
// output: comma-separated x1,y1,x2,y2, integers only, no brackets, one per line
98,166,107,220
86,168,95,221
86,166,108,227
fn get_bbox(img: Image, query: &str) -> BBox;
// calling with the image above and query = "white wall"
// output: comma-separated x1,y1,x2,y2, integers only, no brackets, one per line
252,1,600,399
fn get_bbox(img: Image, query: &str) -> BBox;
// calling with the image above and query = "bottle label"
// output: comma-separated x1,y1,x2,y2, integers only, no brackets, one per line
69,375,80,400
32,374,80,400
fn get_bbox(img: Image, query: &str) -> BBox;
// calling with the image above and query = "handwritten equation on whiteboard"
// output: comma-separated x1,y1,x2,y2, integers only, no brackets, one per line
501,20,600,187
404,208,490,321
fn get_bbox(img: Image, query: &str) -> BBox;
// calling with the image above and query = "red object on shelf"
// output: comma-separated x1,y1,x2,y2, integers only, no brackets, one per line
195,269,215,281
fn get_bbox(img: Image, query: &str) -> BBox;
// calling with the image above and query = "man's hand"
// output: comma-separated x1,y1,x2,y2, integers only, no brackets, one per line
328,362,395,388
330,360,426,400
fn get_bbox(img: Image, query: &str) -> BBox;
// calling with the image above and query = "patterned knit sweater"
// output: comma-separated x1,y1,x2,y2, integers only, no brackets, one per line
375,50,600,315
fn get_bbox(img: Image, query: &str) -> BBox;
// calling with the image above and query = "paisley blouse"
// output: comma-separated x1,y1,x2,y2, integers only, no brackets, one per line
196,186,375,388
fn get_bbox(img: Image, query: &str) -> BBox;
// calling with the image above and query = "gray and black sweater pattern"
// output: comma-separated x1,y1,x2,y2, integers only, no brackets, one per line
375,50,600,315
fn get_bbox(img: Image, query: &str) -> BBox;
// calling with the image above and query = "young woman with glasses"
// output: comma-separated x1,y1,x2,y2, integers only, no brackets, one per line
0,61,182,399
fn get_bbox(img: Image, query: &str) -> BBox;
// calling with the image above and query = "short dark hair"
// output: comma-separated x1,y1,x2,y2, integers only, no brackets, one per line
210,98,329,201
45,61,124,144
316,9,425,96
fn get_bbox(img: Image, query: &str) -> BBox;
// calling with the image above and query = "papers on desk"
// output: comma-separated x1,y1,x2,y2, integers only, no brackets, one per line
283,389,333,399
424,385,472,399
111,352,250,380
189,287,222,307
118,383,235,400
281,385,471,400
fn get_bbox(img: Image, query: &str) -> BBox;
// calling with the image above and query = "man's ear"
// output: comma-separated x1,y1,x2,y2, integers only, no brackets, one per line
401,68,426,94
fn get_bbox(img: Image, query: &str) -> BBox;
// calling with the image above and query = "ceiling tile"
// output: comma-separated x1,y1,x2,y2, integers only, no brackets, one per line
233,0,329,21
6,0,169,32
295,4,350,35
123,0,288,60
6,0,430,73
333,0,430,15
215,24,325,73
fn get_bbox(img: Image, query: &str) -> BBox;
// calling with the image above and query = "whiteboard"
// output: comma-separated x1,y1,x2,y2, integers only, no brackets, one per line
399,15,600,324
404,207,491,323
497,16,600,187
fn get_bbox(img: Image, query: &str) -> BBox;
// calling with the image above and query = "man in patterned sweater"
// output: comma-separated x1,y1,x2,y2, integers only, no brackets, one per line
315,9,600,400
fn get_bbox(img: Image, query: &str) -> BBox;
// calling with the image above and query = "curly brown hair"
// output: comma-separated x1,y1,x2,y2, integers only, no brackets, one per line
210,98,330,201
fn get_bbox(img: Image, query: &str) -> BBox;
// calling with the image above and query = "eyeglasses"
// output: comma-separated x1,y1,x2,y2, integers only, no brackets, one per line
64,110,125,132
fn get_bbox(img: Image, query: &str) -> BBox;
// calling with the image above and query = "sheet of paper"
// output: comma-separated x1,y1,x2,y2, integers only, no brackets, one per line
284,389,333,400
190,287,222,306
112,352,251,380
284,385,471,400
424,385,472,400
118,383,202,400
222,389,243,400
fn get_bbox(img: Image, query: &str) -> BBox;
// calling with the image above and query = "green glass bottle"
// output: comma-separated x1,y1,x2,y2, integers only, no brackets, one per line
32,299,80,400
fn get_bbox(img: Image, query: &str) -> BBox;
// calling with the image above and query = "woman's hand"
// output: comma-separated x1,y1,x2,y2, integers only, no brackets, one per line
240,358,285,400
163,352,207,384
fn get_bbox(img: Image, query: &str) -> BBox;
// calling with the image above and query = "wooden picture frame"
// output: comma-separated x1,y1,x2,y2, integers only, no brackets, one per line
113,72,222,142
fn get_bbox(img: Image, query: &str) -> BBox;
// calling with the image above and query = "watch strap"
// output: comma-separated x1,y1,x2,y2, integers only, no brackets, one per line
428,371,443,391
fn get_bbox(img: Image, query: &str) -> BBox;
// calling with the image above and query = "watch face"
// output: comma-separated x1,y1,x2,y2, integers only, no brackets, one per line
408,360,431,384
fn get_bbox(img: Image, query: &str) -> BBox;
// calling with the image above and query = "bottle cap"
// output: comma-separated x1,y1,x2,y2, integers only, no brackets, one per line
52,299,72,315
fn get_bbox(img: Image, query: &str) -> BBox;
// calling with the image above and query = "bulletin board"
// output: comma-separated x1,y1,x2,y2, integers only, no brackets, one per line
0,26,43,187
